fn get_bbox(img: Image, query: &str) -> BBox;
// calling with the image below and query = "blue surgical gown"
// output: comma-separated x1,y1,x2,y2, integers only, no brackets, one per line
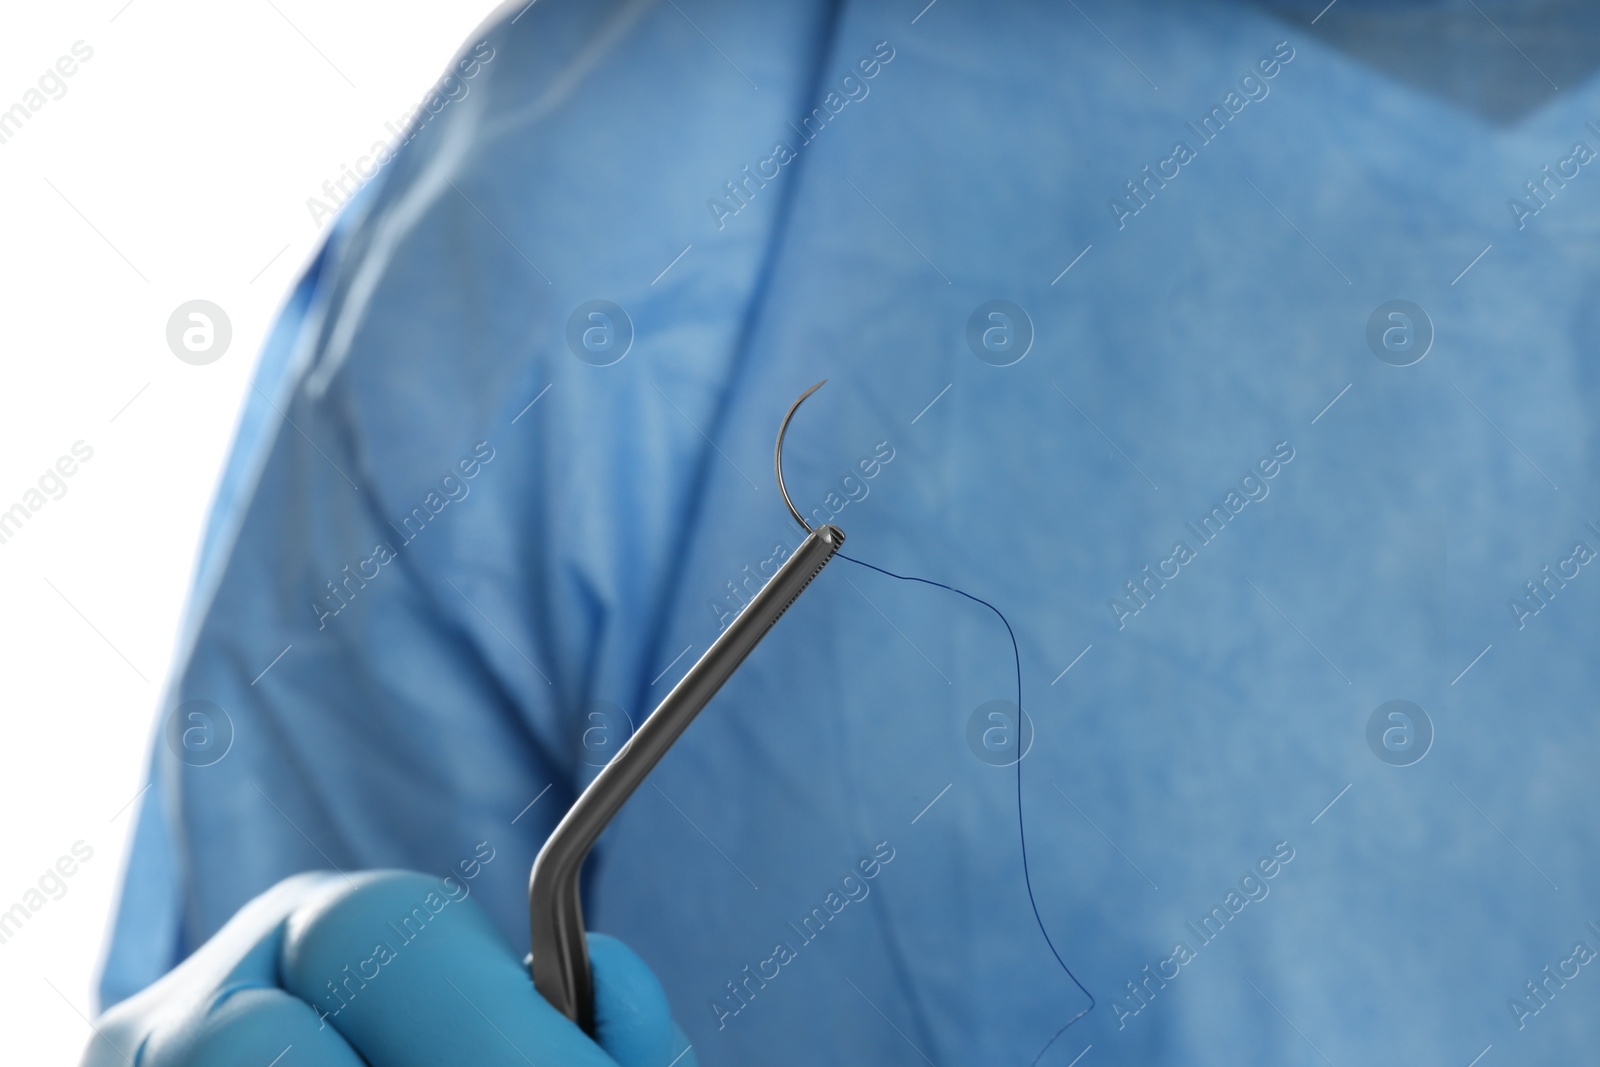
101,0,1600,1062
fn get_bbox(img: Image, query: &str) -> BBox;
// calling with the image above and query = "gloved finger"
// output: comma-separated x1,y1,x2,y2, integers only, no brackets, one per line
136,987,369,1067
86,872,343,1065
279,870,618,1067
589,932,696,1067
84,871,359,1067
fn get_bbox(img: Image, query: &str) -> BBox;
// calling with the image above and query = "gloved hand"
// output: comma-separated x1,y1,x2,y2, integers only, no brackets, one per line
82,870,696,1067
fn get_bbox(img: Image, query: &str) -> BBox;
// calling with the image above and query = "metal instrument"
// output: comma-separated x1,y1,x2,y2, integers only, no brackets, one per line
528,381,842,1033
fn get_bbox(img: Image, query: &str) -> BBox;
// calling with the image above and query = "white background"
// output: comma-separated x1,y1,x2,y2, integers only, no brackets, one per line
0,2,498,1061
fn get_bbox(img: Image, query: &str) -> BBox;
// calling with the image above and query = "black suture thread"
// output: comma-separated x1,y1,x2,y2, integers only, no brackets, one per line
837,551,1095,1066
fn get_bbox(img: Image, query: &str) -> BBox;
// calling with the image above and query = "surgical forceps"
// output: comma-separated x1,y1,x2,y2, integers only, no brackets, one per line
529,381,844,1034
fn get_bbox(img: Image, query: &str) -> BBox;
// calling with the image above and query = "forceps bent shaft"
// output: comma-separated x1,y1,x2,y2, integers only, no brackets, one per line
529,381,841,1034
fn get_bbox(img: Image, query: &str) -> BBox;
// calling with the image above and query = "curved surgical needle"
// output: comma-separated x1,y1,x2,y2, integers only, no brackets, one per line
775,379,826,533
529,381,845,1034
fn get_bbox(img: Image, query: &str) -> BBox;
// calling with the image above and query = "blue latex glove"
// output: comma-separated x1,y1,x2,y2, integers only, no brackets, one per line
82,871,695,1067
